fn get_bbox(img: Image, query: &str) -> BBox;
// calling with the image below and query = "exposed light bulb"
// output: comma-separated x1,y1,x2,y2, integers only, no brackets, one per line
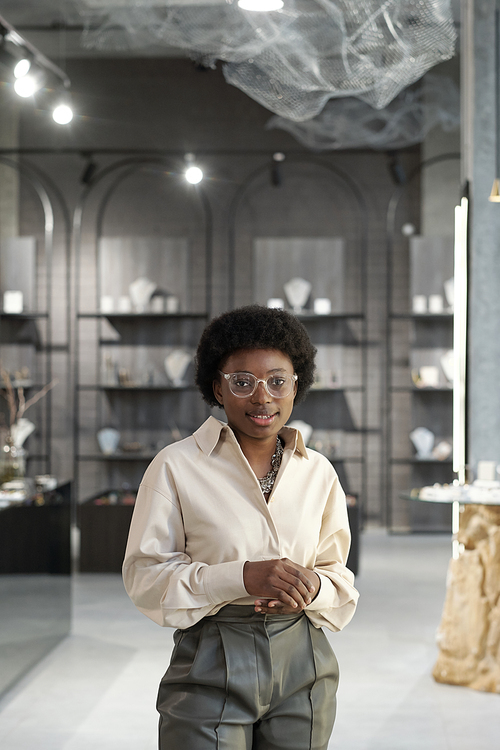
238,0,284,10
52,103,73,125
185,166,203,184
401,222,416,236
14,58,31,79
14,74,40,98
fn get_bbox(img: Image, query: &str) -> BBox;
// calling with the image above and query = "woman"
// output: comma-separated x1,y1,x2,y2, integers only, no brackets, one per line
123,304,359,750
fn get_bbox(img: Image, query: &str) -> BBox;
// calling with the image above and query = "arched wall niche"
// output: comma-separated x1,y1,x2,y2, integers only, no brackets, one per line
72,157,212,503
0,155,71,478
228,156,367,314
228,155,369,513
74,157,211,316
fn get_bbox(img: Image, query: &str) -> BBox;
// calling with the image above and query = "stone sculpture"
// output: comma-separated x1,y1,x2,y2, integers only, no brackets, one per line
433,504,500,693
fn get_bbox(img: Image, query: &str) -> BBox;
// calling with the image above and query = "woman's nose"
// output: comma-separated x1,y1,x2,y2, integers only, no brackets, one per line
251,380,271,402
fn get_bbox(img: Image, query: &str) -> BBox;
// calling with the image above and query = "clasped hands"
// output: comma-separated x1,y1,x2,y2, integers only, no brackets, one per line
243,558,320,615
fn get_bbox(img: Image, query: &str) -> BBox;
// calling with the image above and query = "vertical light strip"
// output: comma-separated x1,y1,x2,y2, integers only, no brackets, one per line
453,198,468,484
452,198,468,560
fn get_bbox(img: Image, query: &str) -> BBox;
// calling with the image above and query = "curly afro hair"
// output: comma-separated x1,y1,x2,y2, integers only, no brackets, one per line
195,305,316,408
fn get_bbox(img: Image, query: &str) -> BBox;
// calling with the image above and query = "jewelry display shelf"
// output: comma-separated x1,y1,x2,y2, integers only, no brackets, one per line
77,384,199,391
0,312,49,319
391,457,453,464
388,312,454,531
74,165,212,506
230,232,369,509
386,161,460,531
77,453,157,462
78,311,208,319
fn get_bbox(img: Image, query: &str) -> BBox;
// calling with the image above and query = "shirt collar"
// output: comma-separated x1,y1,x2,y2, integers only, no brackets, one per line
193,415,309,459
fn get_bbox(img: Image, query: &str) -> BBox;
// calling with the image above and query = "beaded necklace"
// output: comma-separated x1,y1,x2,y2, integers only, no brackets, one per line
258,435,284,495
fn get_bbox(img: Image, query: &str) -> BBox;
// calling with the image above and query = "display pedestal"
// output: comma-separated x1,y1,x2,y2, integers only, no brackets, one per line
433,503,500,693
405,489,500,693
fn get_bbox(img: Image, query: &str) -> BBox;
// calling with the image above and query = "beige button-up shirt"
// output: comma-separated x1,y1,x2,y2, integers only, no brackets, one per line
123,416,359,632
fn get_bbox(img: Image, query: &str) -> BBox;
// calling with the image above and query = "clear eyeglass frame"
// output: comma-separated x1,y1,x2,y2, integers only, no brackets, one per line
218,370,298,399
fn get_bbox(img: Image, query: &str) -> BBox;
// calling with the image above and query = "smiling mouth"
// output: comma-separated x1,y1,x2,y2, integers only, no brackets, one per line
247,413,278,425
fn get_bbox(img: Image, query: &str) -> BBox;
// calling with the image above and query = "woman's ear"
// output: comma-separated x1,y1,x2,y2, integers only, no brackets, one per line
213,378,224,406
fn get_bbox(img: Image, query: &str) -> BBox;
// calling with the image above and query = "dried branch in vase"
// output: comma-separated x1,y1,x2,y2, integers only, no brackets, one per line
0,364,58,428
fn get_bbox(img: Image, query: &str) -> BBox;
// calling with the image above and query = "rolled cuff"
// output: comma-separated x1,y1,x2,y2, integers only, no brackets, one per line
203,559,248,605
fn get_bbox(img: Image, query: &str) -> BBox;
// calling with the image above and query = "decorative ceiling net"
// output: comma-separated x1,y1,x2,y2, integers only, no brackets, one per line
81,0,457,122
266,73,460,150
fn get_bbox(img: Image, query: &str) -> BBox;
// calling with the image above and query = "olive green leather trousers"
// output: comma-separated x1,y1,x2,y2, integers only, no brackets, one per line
157,605,339,750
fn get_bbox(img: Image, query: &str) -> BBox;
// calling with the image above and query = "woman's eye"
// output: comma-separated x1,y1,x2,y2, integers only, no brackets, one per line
234,376,252,387
270,377,286,387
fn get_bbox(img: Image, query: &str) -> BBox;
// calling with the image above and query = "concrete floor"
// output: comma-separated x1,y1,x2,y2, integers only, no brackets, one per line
0,530,499,749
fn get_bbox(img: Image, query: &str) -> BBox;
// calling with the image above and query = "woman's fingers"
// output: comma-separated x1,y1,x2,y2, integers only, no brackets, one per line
281,559,316,593
254,599,298,615
243,559,317,608
276,560,316,605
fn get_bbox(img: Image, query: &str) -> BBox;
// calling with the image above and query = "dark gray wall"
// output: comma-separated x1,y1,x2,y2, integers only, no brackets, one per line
15,57,422,523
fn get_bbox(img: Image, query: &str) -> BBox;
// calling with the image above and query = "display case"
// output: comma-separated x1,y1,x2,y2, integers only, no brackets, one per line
0,481,71,697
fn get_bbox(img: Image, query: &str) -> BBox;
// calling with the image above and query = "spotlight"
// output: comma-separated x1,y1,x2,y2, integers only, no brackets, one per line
271,152,285,186
80,155,98,185
52,102,73,125
185,165,203,184
13,57,31,78
271,163,282,187
387,151,407,185
14,73,42,98
238,0,284,10
0,13,71,109
401,223,416,236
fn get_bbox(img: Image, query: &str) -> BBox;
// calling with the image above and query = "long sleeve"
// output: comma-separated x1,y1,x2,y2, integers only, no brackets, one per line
304,478,359,631
122,480,248,630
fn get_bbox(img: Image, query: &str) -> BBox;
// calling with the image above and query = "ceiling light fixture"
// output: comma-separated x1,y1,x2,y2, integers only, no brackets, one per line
238,0,284,10
13,57,31,78
52,101,74,125
185,165,204,185
0,13,71,113
184,153,203,184
13,73,42,98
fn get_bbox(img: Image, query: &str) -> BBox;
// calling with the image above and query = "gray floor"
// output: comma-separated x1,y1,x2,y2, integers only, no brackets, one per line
0,530,499,750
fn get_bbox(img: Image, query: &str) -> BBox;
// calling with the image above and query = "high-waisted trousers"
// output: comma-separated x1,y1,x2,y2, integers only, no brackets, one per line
157,605,339,750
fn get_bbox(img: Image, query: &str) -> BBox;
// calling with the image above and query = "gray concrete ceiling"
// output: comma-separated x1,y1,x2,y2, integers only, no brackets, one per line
1,0,462,63
0,1,187,58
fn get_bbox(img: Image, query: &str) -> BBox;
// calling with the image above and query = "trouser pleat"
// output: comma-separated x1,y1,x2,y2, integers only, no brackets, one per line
157,606,338,750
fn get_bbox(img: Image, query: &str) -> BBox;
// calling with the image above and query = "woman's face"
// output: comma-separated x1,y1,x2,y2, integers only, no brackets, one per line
213,348,297,445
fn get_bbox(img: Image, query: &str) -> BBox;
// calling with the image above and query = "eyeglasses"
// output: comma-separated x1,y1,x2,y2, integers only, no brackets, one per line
218,370,298,399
